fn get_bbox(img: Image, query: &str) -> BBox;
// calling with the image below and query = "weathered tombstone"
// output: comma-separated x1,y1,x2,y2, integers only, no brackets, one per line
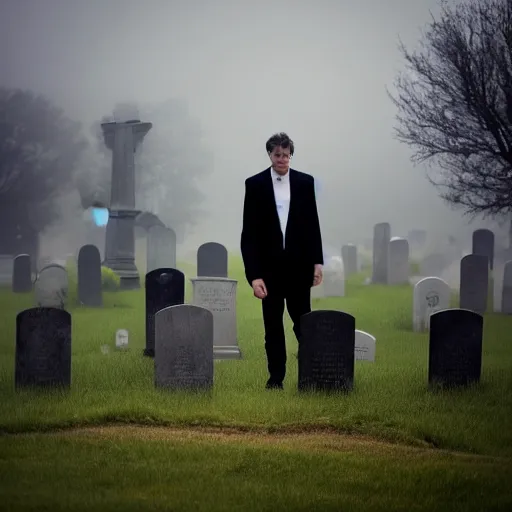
388,237,409,285
419,253,449,278
472,228,494,270
34,264,69,309
354,330,376,362
372,222,390,284
502,260,512,314
144,268,185,357
77,244,103,307
146,225,177,274
460,254,489,315
197,242,228,278
12,254,32,293
15,307,72,389
298,310,355,392
413,277,452,332
115,329,129,350
322,256,345,297
190,277,241,359
341,244,357,276
428,308,483,389
155,304,214,390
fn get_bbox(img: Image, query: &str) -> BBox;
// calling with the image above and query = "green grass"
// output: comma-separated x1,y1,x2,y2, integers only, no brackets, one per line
0,255,511,511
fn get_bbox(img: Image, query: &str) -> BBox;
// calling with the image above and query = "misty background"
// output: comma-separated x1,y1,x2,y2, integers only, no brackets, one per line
1,0,505,260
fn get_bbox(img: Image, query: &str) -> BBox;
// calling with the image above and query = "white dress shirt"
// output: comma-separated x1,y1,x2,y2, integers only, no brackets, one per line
271,167,291,247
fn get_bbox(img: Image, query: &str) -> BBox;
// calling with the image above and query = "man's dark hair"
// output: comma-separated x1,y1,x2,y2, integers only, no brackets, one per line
266,132,294,156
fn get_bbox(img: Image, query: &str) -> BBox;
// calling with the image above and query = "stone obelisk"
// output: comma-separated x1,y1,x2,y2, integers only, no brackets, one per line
101,115,152,289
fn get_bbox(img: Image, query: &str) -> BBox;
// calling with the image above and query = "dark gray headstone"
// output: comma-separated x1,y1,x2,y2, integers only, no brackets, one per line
372,223,390,284
77,244,103,307
144,268,185,357
155,304,214,390
502,260,512,314
298,310,355,392
472,229,494,270
197,242,228,278
341,244,357,276
15,307,72,389
12,254,32,293
428,308,483,389
459,254,489,315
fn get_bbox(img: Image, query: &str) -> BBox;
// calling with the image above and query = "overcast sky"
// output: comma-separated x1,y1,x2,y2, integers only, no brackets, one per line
1,0,498,253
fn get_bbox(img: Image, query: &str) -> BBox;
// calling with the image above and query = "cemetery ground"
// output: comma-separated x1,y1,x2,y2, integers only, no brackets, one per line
0,257,511,511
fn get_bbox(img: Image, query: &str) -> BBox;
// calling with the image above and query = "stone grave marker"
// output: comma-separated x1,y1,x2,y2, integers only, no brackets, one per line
147,225,177,274
472,228,494,270
502,260,512,314
388,237,409,285
12,254,32,293
144,268,185,357
197,242,228,278
413,277,451,332
428,308,483,389
34,264,69,309
341,244,357,276
298,310,355,392
355,330,376,362
154,304,214,390
115,329,129,350
191,277,241,359
77,244,103,307
460,254,489,315
15,307,72,389
372,222,390,284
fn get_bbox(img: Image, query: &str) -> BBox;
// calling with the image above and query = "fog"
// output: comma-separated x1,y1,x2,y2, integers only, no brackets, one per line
1,0,504,257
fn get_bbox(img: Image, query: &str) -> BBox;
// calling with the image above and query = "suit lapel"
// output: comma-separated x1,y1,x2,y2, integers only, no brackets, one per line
285,169,298,242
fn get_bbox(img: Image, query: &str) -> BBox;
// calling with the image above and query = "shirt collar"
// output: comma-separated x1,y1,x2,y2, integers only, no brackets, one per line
270,167,290,183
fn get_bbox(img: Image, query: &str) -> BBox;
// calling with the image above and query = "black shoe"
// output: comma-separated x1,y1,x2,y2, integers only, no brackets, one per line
265,379,284,390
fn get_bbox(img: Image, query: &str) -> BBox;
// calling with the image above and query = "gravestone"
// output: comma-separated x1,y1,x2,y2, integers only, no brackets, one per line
502,260,512,314
460,254,489,315
144,268,185,357
12,254,32,293
191,277,241,359
147,225,177,274
298,310,355,392
197,242,228,278
472,229,494,270
413,277,452,332
388,237,409,285
341,244,357,276
354,330,376,362
34,264,69,309
372,222,390,284
77,244,103,307
322,256,345,297
15,307,72,389
428,308,483,389
154,304,214,390
115,329,129,350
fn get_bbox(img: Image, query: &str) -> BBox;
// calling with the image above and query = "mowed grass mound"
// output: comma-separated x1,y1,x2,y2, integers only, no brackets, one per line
0,255,511,459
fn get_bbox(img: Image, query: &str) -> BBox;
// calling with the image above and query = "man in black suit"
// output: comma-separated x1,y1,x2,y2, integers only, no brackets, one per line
240,132,324,390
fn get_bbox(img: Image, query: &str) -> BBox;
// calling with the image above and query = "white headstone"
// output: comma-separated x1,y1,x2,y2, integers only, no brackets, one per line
413,277,452,332
115,329,129,349
190,277,241,359
355,330,376,361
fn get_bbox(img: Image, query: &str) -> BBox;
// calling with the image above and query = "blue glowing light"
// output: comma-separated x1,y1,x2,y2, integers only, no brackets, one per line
92,208,109,227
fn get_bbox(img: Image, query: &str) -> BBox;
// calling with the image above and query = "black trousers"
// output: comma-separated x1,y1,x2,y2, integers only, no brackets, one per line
261,281,311,383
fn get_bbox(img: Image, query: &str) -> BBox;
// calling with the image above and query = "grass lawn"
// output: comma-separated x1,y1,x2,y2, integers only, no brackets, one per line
0,255,511,511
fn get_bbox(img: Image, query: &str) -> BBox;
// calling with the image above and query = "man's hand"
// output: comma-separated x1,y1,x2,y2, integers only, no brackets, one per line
312,264,323,287
251,278,268,299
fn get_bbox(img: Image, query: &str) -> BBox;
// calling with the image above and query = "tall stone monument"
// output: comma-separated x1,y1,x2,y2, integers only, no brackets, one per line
101,107,152,289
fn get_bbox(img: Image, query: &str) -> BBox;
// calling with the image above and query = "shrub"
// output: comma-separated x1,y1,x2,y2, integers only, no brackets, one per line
101,266,120,291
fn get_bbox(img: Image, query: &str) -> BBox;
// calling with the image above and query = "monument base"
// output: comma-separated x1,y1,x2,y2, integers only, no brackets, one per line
214,345,242,359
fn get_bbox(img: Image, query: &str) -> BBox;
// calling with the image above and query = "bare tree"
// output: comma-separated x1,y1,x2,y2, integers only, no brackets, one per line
388,0,512,239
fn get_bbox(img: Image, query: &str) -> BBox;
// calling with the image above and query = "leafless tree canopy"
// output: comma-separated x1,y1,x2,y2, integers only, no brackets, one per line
388,0,512,217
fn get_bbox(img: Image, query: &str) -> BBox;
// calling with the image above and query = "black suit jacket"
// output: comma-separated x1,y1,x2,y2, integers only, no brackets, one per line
240,167,324,289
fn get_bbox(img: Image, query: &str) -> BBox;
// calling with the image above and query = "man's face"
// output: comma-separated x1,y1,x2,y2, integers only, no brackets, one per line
268,146,291,175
